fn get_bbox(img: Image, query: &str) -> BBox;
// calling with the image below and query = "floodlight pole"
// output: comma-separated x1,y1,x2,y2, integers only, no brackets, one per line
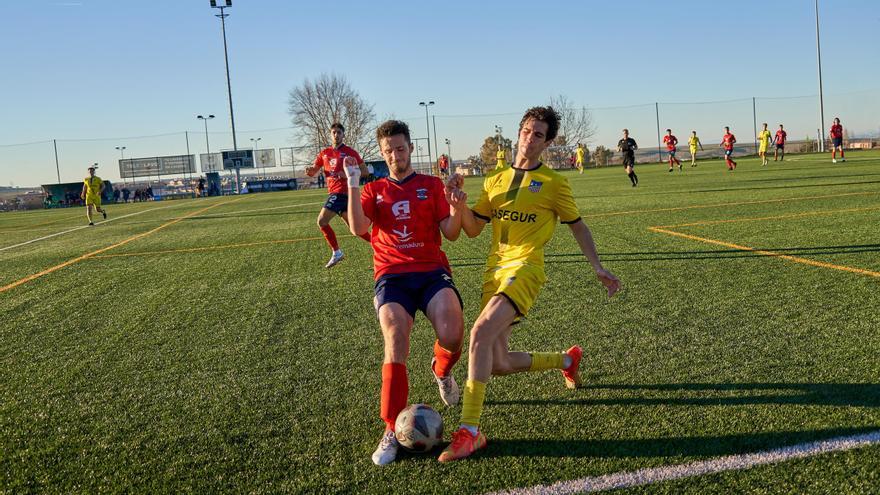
419,101,434,168
752,97,758,154
815,0,826,153
432,115,439,162
115,146,126,186
445,138,452,161
655,102,662,163
212,3,240,193
53,139,60,184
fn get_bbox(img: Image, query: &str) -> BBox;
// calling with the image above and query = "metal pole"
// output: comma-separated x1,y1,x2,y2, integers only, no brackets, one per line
446,139,452,161
752,97,758,155
53,139,61,184
432,115,439,162
186,131,192,198
203,118,211,154
217,6,240,192
655,102,662,163
423,105,433,168
815,0,826,153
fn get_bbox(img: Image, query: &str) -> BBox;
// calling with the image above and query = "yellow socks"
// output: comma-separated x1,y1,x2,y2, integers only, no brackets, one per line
460,379,487,428
528,352,565,371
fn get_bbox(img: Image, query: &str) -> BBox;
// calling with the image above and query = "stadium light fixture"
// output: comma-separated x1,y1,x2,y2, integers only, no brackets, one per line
419,101,435,167
445,138,452,161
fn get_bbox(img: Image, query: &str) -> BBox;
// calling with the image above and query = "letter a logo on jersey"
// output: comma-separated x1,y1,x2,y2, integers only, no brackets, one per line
392,200,411,220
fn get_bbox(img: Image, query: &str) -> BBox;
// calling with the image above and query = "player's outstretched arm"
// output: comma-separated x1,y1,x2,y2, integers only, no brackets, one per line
80,183,87,200
342,158,370,236
567,219,621,297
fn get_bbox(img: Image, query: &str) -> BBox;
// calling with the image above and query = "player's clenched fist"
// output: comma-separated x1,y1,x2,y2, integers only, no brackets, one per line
342,156,361,188
445,173,464,191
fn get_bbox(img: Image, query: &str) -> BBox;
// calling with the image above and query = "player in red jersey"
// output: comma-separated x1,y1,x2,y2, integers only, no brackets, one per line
774,124,787,162
343,120,466,466
662,129,682,172
305,123,370,268
830,117,846,163
721,127,737,170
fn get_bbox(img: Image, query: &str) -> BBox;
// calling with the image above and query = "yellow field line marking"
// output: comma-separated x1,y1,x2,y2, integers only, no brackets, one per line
91,235,331,258
584,191,877,219
648,226,880,278
0,198,243,294
656,205,880,228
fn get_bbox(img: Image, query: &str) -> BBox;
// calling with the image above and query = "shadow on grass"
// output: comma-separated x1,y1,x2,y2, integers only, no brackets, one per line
488,382,880,408
483,426,879,459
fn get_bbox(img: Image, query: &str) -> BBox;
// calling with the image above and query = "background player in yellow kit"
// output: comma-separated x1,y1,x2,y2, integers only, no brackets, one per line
80,165,107,226
688,131,703,167
758,123,772,166
575,142,586,174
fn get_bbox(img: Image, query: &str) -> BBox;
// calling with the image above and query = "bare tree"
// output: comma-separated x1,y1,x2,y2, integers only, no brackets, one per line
548,95,597,147
288,73,378,160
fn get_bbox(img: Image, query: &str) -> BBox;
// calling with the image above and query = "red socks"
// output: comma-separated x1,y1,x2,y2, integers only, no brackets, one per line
320,225,339,251
431,340,462,378
380,363,408,430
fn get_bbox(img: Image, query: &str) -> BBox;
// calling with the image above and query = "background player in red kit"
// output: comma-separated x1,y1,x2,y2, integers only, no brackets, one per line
774,124,787,162
305,123,370,268
662,129,682,172
343,120,467,466
830,117,845,163
721,126,737,171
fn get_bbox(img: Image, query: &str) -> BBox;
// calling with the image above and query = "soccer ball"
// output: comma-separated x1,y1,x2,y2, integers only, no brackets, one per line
394,404,444,452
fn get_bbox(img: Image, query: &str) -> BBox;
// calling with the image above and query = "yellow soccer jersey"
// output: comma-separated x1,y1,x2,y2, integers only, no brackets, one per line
758,129,772,146
575,147,585,163
472,164,581,270
688,136,701,148
84,176,103,196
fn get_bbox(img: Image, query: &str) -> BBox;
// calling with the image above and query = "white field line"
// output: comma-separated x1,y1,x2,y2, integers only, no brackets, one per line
486,430,880,495
0,203,182,253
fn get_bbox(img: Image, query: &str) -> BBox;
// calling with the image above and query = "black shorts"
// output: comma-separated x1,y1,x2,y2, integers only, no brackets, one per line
622,153,635,168
667,149,677,158
375,269,463,319
725,149,733,157
776,143,785,150
323,193,348,215
832,137,843,147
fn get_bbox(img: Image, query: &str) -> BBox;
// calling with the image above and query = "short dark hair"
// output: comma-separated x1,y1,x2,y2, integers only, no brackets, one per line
376,120,411,144
330,122,345,132
666,128,671,132
725,126,730,131
519,106,560,142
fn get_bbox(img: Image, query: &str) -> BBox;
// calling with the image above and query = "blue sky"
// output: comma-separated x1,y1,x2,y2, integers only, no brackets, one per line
2,0,879,186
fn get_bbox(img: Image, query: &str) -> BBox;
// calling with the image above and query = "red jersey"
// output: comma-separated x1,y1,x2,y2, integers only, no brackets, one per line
663,135,678,151
775,130,787,145
361,173,451,279
722,133,736,150
830,124,843,139
312,144,364,194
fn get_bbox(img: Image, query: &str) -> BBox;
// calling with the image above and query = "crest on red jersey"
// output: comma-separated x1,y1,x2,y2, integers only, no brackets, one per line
416,188,428,200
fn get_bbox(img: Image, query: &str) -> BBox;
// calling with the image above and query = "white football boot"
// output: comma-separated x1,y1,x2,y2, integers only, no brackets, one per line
431,357,460,406
371,429,399,466
325,250,345,268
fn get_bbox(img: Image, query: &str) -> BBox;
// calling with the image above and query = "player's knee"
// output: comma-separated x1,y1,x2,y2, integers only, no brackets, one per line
491,356,515,376
382,327,410,360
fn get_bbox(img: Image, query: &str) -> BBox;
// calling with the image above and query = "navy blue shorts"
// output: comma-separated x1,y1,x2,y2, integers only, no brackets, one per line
832,137,843,147
375,269,463,319
323,193,348,215
776,143,785,150
667,149,677,157
725,149,733,157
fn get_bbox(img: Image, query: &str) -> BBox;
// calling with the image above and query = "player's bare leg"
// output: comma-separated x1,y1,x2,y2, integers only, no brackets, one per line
425,287,464,406
86,204,94,225
372,302,414,466
690,151,697,167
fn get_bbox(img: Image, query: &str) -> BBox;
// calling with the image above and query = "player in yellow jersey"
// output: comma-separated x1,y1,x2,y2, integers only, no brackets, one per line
80,165,107,226
575,142,586,174
495,144,507,170
757,123,772,166
687,131,703,167
438,106,621,462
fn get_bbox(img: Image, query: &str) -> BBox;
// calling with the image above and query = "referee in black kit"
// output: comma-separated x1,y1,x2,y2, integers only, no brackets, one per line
618,129,639,187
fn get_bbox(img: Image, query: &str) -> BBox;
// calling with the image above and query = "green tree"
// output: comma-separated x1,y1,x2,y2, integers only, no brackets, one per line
591,145,613,166
480,135,513,168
